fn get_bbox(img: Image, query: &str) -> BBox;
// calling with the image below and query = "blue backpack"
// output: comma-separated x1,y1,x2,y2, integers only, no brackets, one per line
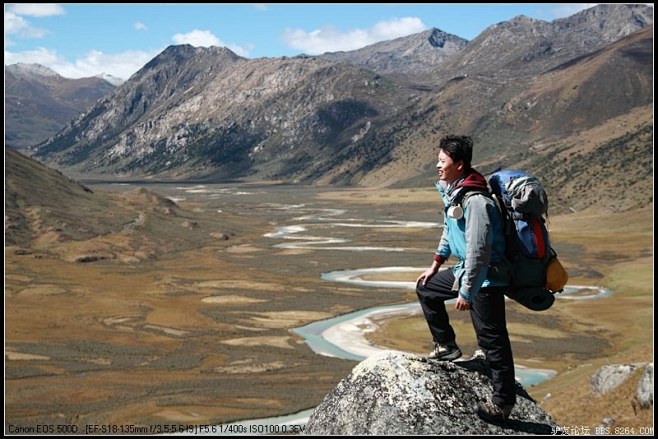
488,170,563,311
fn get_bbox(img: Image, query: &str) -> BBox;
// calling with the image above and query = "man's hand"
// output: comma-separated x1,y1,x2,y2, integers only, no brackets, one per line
416,267,438,286
455,296,471,311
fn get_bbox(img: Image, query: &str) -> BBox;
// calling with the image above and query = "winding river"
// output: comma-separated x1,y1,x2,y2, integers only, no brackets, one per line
264,205,611,378
297,267,611,380
213,203,612,432
298,266,611,378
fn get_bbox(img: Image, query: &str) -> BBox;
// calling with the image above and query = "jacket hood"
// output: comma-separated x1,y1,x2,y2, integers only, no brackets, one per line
454,169,489,192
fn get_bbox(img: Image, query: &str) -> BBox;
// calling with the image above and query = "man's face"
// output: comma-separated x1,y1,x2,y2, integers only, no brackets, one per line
436,149,463,184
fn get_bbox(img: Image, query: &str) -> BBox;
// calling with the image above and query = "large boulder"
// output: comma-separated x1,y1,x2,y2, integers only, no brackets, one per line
636,363,653,408
306,351,559,435
591,363,643,395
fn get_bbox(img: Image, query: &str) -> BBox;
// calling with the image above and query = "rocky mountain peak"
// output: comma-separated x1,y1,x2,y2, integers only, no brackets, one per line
318,26,467,81
6,62,61,78
426,27,464,47
445,3,652,77
142,44,243,71
554,3,654,43
484,14,550,36
508,14,543,26
306,351,558,435
5,63,116,149
129,44,246,93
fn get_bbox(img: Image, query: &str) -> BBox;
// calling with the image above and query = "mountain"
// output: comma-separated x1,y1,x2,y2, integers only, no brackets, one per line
447,3,653,77
5,63,117,149
29,4,653,212
356,7,653,213
318,28,469,83
31,44,415,182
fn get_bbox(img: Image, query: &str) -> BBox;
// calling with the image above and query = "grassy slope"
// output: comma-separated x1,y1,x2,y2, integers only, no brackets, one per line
531,207,653,429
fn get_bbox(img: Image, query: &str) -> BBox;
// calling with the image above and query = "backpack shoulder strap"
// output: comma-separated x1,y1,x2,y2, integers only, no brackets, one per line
489,189,515,236
454,188,492,206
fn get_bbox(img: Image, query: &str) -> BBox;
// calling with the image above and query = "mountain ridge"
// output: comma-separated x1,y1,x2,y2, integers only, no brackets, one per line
5,63,117,148
14,4,655,213
318,27,468,83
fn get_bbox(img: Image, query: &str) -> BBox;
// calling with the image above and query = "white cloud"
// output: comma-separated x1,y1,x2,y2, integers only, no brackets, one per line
371,17,427,40
5,47,61,67
171,29,250,57
5,46,161,80
4,10,47,39
551,4,598,18
172,29,222,47
282,16,427,55
227,43,251,58
134,21,147,31
4,10,28,34
9,3,65,17
253,4,268,11
69,49,161,80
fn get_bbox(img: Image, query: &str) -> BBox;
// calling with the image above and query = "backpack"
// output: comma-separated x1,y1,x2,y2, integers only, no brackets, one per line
487,170,567,311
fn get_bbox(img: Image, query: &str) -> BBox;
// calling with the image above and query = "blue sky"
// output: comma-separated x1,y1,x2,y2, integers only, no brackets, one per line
5,3,603,81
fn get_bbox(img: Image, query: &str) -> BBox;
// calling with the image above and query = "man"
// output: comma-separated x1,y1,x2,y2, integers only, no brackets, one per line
415,135,516,422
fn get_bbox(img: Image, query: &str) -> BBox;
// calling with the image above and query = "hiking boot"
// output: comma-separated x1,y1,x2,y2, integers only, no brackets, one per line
427,341,462,361
476,400,514,422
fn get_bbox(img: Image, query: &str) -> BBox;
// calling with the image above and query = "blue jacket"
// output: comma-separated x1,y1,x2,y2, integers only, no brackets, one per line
435,171,508,301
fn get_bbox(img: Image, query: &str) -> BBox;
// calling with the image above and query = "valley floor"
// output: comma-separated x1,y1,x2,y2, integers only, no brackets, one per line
4,184,653,432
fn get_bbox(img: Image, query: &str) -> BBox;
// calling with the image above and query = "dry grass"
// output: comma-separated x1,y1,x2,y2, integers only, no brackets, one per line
316,187,437,204
538,343,653,431
5,185,653,431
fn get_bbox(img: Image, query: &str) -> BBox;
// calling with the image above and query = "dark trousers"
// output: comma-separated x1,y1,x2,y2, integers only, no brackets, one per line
416,268,517,406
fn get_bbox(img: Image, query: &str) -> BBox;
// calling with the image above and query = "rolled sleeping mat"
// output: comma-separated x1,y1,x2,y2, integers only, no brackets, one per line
505,287,555,311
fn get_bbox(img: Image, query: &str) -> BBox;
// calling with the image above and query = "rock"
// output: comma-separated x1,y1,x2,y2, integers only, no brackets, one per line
636,363,653,408
68,253,115,263
597,417,615,431
305,351,559,435
181,220,198,230
591,364,642,395
210,232,230,240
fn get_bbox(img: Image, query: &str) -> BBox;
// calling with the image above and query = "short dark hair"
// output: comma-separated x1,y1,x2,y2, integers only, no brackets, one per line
439,135,473,170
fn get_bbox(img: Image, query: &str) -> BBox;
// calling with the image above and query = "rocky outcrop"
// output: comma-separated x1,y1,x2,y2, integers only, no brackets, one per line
319,28,468,81
636,363,653,409
590,362,653,425
591,363,644,395
305,351,558,435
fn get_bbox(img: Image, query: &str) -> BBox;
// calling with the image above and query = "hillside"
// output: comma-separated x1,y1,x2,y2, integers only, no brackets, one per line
31,45,416,183
5,63,116,149
356,24,653,215
5,146,235,258
5,146,128,246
